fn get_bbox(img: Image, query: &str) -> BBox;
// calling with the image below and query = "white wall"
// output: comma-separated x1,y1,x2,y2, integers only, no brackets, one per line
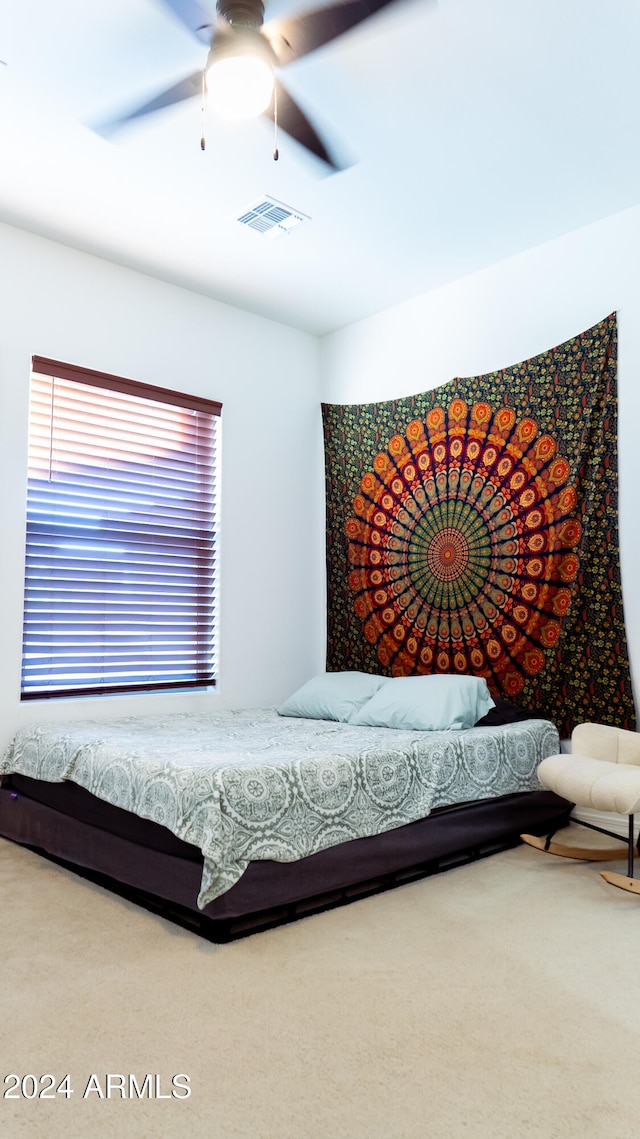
5,201,639,758
320,204,640,716
0,222,325,751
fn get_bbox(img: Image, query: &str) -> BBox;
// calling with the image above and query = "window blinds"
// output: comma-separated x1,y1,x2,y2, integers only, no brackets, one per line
21,358,221,699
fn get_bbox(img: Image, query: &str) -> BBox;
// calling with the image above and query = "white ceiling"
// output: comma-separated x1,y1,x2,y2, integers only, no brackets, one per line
0,0,639,335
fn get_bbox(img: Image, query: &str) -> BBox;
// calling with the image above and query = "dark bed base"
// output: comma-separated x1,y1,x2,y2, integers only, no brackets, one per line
0,777,571,941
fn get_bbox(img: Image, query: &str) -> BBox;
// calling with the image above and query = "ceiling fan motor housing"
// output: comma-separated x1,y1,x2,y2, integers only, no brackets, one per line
216,0,265,28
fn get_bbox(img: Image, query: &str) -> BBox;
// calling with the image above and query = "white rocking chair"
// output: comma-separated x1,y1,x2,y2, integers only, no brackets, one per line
521,722,640,896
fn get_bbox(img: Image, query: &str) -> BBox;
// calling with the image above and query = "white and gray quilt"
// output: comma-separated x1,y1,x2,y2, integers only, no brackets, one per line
0,709,559,907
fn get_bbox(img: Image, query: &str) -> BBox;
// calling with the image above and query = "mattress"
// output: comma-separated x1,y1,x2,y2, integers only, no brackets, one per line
0,708,560,907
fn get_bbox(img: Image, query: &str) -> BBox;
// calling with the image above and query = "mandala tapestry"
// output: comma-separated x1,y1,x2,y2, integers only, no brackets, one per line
322,314,635,737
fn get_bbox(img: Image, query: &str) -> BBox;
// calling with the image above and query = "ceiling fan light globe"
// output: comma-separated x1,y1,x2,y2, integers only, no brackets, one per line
206,56,274,119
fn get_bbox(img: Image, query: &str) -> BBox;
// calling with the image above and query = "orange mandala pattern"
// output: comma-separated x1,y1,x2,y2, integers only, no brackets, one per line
346,399,581,697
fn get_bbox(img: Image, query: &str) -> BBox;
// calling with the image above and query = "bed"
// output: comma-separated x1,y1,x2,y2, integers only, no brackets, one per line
0,680,571,941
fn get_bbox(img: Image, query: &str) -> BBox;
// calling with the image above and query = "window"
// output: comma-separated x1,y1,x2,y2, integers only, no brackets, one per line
21,357,221,700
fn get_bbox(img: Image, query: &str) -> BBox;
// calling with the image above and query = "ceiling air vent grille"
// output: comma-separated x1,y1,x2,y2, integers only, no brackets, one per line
237,196,310,238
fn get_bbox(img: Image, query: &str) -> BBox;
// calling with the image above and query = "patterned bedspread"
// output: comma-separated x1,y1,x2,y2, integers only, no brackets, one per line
0,710,559,907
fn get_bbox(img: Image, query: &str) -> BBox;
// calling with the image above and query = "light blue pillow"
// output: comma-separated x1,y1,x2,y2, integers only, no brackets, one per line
278,671,387,723
349,674,495,731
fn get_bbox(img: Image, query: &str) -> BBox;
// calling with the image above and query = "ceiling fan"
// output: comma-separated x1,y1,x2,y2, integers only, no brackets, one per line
98,0,415,171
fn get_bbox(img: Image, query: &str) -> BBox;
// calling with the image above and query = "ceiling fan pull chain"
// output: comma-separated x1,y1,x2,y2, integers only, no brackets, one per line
200,71,207,151
273,83,279,161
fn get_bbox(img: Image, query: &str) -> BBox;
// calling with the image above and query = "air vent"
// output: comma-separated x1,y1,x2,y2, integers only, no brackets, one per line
236,196,310,238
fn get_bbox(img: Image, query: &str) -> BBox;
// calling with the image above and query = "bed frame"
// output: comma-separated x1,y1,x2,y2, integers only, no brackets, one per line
0,773,571,941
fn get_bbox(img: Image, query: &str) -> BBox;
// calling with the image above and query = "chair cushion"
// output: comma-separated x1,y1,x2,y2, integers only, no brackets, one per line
572,722,640,766
538,753,640,815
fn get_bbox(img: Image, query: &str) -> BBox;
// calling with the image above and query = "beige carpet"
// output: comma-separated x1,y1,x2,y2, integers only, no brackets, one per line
2,828,639,1139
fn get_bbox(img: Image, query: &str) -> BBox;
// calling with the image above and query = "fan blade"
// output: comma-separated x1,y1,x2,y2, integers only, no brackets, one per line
94,72,203,135
264,80,342,169
157,0,217,45
264,0,403,64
